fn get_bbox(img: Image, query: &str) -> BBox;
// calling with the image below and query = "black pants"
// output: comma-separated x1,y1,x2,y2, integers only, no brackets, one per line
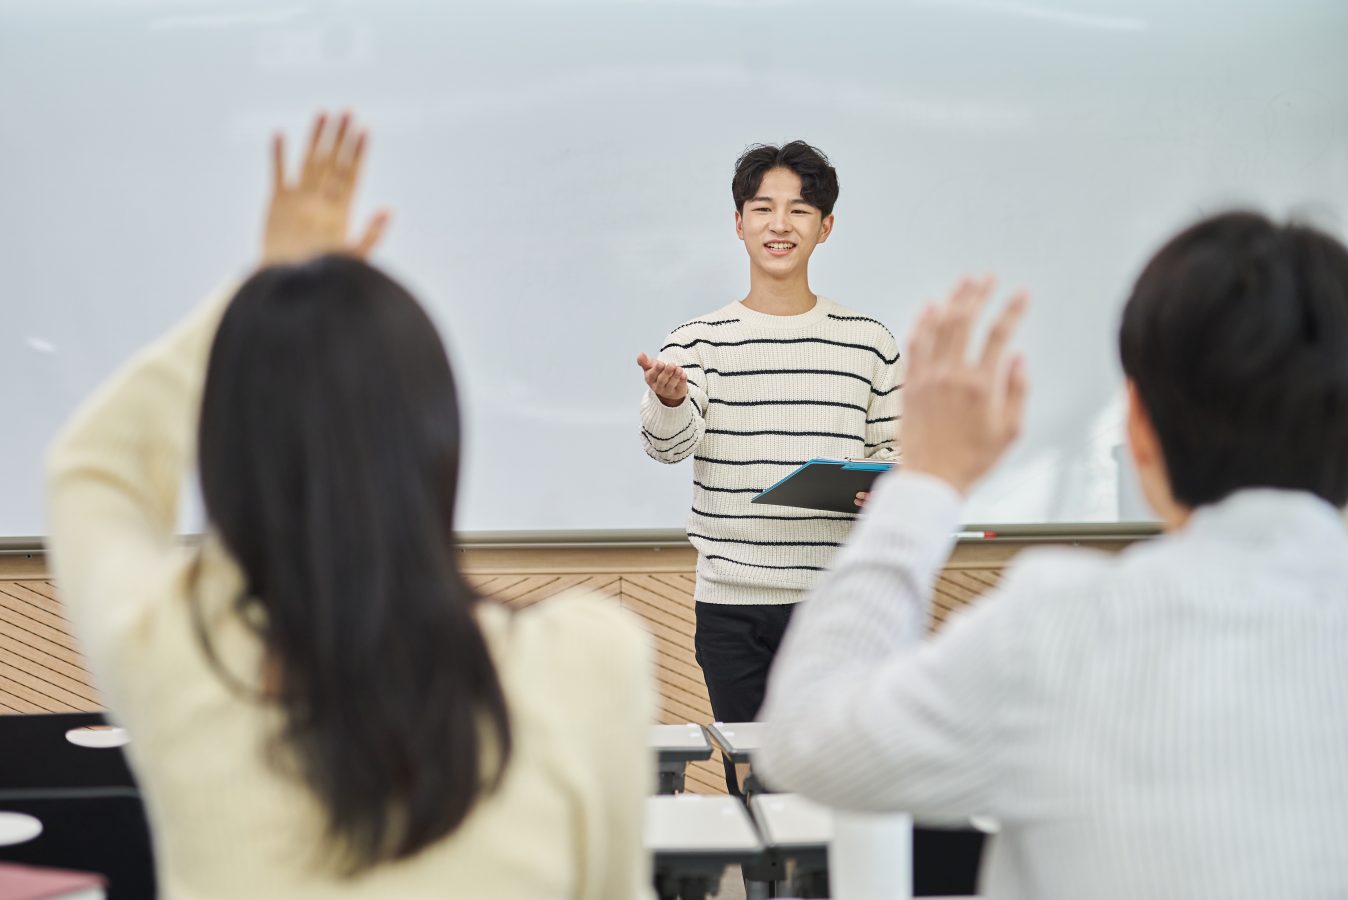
694,601,797,794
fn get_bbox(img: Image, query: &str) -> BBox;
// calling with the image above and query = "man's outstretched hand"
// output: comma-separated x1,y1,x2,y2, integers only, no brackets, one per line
637,353,689,408
898,275,1030,496
261,111,391,266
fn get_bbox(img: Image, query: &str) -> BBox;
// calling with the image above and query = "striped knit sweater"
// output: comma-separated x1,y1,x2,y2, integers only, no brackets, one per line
640,297,902,605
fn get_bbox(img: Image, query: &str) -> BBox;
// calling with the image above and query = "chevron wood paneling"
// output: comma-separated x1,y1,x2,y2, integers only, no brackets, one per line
616,573,727,793
0,561,1009,794
0,579,101,713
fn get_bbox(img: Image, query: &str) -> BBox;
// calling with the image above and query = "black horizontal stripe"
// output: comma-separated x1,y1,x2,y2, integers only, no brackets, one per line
690,532,842,548
661,336,898,364
863,441,892,449
672,318,741,333
705,428,862,441
643,421,692,443
658,434,698,456
703,554,825,572
681,363,703,370
866,415,898,425
871,384,898,396
710,398,867,414
828,313,896,338
704,367,871,387
693,480,763,494
645,445,695,464
695,456,811,467
691,506,856,522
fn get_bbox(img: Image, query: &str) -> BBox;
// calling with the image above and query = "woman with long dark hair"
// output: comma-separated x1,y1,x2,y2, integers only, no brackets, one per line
45,113,653,898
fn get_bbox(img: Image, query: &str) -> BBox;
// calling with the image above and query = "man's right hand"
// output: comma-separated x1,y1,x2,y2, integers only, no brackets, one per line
898,275,1030,496
637,353,689,407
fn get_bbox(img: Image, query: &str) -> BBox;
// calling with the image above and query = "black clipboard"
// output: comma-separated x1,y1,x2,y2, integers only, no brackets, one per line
751,458,895,514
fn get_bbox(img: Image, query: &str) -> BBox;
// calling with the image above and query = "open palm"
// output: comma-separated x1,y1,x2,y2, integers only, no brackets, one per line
262,111,390,265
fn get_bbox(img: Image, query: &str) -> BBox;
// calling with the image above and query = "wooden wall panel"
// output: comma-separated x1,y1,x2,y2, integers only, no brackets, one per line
615,574,724,793
1,540,1136,794
0,580,101,712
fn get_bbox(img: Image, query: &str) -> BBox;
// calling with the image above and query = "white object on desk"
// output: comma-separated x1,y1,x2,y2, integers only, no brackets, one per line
0,811,43,847
64,726,129,750
750,793,833,849
644,794,762,855
830,810,912,900
649,723,709,752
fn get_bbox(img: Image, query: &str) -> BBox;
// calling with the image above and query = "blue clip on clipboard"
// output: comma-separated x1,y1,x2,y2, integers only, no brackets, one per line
750,458,895,514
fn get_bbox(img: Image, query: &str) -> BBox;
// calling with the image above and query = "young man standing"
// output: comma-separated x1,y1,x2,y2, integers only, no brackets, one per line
637,142,901,785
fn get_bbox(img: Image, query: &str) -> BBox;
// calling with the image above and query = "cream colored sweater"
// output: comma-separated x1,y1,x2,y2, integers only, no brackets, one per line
45,287,654,900
641,297,902,605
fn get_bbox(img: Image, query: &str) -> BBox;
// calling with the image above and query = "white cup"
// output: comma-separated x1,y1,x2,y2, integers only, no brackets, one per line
829,810,912,900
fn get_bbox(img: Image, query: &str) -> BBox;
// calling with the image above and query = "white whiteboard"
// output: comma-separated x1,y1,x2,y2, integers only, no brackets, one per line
3,0,1346,538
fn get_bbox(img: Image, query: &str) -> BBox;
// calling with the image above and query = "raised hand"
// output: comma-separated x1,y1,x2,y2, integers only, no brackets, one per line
898,276,1030,495
637,353,689,407
261,111,391,265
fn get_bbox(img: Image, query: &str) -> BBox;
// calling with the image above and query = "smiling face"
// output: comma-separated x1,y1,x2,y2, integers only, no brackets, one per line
735,166,833,279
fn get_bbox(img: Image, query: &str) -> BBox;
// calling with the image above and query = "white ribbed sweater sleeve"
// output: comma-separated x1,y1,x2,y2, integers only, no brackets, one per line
45,286,235,670
761,477,1348,898
756,469,1015,821
639,333,708,463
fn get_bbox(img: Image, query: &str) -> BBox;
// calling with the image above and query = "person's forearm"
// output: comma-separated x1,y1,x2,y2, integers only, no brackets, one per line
45,285,237,599
640,390,703,463
780,470,960,659
757,471,963,801
760,276,1029,813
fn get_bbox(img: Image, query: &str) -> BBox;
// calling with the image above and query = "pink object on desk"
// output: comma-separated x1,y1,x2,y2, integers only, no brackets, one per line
0,861,105,900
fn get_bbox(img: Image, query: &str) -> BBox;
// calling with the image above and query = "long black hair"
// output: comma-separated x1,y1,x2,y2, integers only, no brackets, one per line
197,254,511,871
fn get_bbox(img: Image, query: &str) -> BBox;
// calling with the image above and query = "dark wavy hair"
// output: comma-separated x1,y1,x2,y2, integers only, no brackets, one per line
196,254,511,872
1120,211,1348,507
732,141,840,216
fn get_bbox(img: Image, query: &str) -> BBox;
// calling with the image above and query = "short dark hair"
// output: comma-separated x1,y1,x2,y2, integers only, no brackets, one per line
198,255,511,872
1119,211,1348,508
732,141,839,216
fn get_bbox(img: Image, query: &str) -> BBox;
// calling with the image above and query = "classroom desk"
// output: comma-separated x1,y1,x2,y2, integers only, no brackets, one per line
704,721,763,763
650,724,712,794
750,793,833,897
0,787,154,900
751,794,987,898
0,713,135,790
645,794,763,900
706,721,772,797
751,793,833,850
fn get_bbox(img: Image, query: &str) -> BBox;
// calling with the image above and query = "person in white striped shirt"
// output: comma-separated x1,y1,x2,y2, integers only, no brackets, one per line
759,212,1348,899
636,142,901,792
